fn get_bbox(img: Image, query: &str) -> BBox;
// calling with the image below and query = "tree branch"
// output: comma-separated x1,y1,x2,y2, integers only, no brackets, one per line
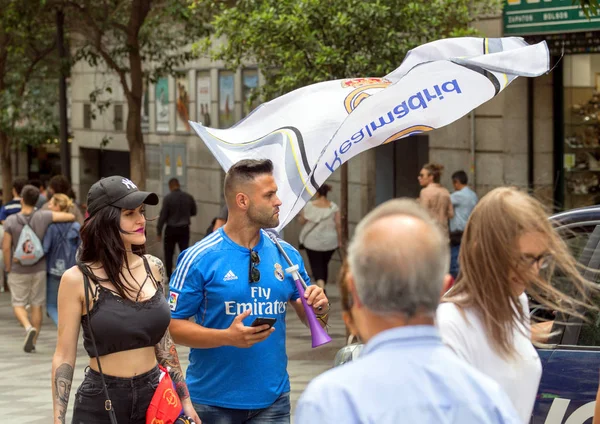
18,41,58,98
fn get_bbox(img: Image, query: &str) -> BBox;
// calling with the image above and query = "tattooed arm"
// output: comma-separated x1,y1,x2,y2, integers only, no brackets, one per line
149,254,188,399
149,255,200,422
52,267,85,423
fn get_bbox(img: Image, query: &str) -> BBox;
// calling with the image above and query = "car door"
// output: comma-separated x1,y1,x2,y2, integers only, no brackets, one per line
533,224,600,424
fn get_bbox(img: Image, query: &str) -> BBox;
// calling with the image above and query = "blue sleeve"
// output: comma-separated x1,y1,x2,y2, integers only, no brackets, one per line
168,250,205,319
43,225,54,254
0,206,7,222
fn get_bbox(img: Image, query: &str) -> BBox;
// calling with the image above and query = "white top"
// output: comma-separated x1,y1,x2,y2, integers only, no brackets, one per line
299,201,339,251
436,293,542,424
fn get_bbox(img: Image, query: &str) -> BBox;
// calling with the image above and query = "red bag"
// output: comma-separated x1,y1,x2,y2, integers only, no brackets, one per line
146,365,183,424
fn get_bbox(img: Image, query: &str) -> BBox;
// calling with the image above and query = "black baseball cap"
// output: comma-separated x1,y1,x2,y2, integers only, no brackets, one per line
86,176,159,217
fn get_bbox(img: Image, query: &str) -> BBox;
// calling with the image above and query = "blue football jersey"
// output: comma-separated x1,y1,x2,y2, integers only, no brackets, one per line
169,228,311,409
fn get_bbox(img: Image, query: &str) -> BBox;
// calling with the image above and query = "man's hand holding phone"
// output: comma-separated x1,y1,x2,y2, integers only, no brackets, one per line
225,309,276,348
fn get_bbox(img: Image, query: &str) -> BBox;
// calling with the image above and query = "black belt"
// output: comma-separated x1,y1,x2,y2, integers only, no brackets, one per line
449,231,463,246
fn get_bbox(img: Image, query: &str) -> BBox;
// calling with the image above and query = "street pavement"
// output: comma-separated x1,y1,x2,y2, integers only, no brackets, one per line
0,281,346,423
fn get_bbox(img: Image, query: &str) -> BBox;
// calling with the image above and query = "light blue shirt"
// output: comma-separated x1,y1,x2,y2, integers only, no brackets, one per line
449,186,478,233
295,326,521,424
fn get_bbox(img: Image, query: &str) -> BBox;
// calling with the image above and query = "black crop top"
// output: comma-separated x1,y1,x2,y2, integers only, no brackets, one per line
80,256,171,358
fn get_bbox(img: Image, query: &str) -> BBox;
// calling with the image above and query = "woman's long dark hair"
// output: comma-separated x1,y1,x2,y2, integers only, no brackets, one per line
79,205,145,299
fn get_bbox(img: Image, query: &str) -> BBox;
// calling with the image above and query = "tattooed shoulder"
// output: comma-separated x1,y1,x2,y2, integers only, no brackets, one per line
146,255,166,284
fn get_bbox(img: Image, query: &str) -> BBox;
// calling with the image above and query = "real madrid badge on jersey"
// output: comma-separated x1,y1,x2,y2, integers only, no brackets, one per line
274,263,284,281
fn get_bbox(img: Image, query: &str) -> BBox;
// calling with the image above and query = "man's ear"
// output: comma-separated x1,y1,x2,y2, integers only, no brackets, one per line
236,192,250,210
347,274,363,309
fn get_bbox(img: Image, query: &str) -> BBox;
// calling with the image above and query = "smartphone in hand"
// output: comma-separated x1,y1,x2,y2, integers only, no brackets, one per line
251,317,277,332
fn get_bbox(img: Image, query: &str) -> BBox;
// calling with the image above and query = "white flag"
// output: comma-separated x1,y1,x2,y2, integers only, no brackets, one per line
191,37,550,232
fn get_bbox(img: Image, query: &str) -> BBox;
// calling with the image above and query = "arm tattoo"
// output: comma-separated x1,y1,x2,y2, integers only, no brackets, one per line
155,329,190,400
55,363,73,424
148,255,167,291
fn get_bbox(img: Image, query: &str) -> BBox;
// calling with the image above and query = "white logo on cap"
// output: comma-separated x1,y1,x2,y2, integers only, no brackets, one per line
121,178,137,190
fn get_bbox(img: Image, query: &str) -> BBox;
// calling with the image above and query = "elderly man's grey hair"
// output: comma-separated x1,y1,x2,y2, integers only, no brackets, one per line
347,198,449,318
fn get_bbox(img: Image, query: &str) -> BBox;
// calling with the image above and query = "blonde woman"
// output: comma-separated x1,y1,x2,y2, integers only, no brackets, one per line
44,194,81,325
437,187,596,423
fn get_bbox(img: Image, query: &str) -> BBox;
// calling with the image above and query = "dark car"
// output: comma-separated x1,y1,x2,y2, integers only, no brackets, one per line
333,205,600,424
532,206,600,424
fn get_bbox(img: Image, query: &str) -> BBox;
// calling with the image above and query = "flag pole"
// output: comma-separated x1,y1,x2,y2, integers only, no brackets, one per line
266,231,308,290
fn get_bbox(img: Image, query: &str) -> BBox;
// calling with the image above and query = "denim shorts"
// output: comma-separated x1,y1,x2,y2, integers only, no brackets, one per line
72,365,161,424
193,392,290,424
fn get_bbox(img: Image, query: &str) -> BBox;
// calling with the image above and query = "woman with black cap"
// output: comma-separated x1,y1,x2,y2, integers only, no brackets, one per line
51,176,200,424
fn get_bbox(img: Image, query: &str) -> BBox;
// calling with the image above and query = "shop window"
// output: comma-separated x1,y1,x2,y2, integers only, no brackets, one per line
563,55,600,209
242,69,259,118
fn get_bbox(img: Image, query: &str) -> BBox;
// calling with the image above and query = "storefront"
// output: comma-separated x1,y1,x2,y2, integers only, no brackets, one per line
505,0,600,209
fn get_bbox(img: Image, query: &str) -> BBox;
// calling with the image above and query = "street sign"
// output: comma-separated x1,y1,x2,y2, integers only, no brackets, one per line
503,0,600,36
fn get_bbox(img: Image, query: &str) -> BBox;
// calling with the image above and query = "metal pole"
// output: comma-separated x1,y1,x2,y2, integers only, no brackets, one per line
340,162,349,254
527,78,534,191
57,9,71,180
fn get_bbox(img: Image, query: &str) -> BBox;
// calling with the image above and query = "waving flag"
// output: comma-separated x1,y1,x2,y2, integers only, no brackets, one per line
190,37,550,232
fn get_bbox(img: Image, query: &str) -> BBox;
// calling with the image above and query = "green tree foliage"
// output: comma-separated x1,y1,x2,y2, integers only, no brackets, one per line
580,0,599,17
59,0,213,188
0,0,59,202
205,0,502,102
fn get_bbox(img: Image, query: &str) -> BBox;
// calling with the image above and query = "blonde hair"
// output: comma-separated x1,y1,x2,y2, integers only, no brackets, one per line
444,187,598,358
51,193,73,212
423,163,444,183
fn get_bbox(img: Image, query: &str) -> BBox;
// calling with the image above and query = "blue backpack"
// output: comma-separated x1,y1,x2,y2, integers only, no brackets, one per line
47,223,79,277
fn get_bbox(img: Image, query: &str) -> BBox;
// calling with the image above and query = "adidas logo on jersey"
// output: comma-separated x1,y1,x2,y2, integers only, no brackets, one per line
224,270,238,281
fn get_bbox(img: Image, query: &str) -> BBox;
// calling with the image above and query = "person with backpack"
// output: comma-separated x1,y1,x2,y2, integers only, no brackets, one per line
43,194,81,326
2,185,75,353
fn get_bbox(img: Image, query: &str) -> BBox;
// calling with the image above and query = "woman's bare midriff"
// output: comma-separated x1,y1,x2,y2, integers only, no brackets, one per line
89,346,158,378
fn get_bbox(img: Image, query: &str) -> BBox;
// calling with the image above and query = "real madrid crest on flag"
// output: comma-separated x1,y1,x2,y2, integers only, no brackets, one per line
274,263,284,281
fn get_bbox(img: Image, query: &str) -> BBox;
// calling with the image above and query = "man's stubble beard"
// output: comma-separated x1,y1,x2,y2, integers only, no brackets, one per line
247,204,279,229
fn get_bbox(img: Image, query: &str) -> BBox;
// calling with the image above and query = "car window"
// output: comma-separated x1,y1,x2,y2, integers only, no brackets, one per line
546,224,600,346
559,224,598,260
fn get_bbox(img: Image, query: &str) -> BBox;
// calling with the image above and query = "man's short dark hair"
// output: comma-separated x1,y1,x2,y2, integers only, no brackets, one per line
21,185,40,207
224,159,274,198
451,170,468,185
168,178,180,187
13,177,27,195
49,174,71,195
29,179,43,189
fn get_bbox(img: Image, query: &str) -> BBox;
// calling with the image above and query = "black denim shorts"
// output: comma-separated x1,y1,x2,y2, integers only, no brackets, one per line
72,365,161,424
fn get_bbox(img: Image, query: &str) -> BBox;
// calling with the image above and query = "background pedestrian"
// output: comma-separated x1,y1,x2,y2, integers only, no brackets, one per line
157,178,197,279
3,185,75,353
298,184,342,289
43,193,81,326
0,177,27,223
43,174,85,225
449,170,478,278
418,163,454,234
29,178,49,209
